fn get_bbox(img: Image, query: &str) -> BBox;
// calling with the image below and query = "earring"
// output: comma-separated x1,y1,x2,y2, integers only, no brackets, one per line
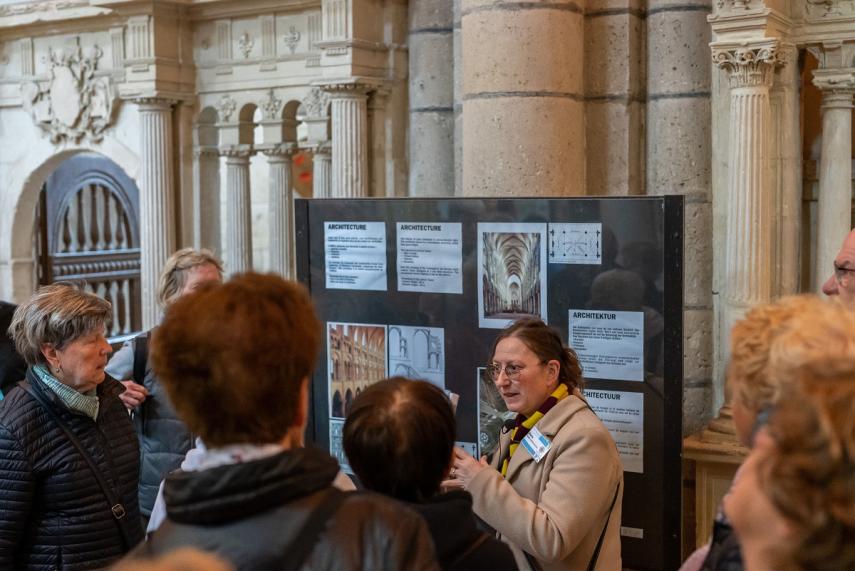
54,365,62,375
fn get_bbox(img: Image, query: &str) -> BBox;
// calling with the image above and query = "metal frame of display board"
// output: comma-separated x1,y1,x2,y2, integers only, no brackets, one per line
295,196,683,571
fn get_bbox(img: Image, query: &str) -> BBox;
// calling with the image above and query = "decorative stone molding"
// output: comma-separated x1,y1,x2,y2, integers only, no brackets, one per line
22,44,116,144
0,1,87,16
321,81,374,98
216,94,237,122
302,86,329,118
238,32,254,59
219,144,254,159
812,69,855,94
711,41,784,88
194,146,220,159
259,89,283,120
261,142,297,159
284,26,301,54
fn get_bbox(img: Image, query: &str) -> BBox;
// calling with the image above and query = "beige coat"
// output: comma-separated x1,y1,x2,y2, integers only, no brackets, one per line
467,394,623,571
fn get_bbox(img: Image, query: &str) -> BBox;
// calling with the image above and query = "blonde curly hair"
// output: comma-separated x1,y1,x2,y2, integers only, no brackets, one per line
156,248,223,308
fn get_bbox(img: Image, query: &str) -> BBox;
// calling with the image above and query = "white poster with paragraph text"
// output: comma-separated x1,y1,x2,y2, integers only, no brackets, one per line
569,309,644,381
324,221,387,291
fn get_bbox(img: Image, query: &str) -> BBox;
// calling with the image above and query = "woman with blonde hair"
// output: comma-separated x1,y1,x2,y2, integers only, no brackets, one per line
0,284,144,569
106,248,223,526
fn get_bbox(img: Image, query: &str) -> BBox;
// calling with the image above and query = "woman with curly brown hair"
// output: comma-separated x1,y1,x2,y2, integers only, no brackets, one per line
445,318,623,571
724,355,855,571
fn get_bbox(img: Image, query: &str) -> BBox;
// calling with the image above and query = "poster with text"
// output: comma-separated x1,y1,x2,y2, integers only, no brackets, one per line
388,325,445,388
478,222,548,328
569,309,644,381
584,389,644,473
324,221,387,291
327,322,387,419
397,222,463,294
477,367,515,458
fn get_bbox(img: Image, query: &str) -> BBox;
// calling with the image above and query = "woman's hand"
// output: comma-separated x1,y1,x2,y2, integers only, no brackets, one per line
442,446,490,490
119,380,148,409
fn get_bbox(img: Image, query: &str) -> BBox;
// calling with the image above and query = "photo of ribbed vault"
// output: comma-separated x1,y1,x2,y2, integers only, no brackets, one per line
481,232,543,320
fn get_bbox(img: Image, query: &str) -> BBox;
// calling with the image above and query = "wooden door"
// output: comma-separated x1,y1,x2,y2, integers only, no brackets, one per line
35,154,142,341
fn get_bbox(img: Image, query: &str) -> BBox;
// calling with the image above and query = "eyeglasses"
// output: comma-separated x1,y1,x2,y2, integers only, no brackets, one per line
486,362,528,382
834,262,855,281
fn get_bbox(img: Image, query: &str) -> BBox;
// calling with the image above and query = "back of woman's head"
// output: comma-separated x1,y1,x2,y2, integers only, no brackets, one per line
343,377,455,503
491,317,583,391
150,272,321,447
763,358,855,570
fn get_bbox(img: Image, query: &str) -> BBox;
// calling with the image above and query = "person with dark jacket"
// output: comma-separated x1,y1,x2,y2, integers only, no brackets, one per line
0,300,27,397
0,284,144,569
343,377,518,571
107,248,223,525
130,273,438,571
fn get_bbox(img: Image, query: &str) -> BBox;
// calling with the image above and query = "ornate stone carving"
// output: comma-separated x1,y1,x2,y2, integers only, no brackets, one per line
22,44,116,144
302,86,329,118
259,89,283,120
238,32,254,59
216,94,237,122
219,144,254,159
261,142,297,159
813,69,855,93
711,42,784,88
806,0,834,14
0,1,87,16
284,26,301,54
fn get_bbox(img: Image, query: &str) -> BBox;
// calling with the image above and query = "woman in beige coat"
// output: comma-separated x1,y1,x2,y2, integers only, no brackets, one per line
446,318,623,571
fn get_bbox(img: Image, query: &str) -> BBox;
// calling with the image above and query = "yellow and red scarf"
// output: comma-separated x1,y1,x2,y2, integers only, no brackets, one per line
501,383,569,477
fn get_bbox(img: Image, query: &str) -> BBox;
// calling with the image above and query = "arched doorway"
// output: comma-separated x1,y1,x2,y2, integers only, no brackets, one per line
34,153,142,340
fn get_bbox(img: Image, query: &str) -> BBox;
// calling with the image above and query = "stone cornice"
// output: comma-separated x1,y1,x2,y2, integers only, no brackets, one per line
133,97,177,108
194,145,219,158
258,142,297,159
219,144,254,159
711,39,786,88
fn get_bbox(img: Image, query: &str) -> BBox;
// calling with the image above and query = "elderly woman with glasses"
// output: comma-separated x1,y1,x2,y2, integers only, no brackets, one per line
445,318,623,571
0,284,143,569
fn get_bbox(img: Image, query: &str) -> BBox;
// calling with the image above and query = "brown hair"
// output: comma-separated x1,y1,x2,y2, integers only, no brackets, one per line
150,273,321,446
490,317,584,391
761,359,855,570
9,283,111,366
156,248,224,308
343,377,455,502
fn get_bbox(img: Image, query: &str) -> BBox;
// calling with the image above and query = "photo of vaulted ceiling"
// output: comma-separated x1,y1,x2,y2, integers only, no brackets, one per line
481,232,542,319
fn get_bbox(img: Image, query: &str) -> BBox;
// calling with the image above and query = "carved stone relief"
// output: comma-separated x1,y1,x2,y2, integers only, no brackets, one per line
284,26,301,54
238,32,254,59
712,42,785,88
260,89,282,120
216,94,237,122
0,1,87,16
22,44,116,144
302,86,329,118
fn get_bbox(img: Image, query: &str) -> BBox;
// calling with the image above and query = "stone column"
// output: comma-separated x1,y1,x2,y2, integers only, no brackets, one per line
712,41,782,338
136,98,177,329
312,143,332,198
326,84,370,198
193,146,221,255
221,145,254,275
812,70,855,291
263,144,297,278
409,0,454,197
368,90,390,198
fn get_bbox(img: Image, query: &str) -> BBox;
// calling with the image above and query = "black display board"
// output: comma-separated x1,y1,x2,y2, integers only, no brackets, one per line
295,196,683,571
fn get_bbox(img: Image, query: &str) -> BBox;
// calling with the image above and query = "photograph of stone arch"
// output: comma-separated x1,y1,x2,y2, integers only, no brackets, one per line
388,325,445,388
327,322,387,419
477,222,548,328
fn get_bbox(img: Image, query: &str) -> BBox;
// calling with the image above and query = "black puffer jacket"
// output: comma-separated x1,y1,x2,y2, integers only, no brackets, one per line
134,447,440,571
0,370,144,569
106,331,194,518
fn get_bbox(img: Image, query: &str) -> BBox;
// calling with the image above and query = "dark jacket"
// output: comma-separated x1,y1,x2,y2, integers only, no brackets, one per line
412,491,517,571
135,446,439,571
0,370,144,570
0,302,26,397
107,331,194,517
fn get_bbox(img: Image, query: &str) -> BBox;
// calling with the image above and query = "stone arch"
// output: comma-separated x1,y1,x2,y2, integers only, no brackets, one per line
282,100,302,143
238,103,258,145
345,388,354,415
331,390,344,418
196,106,219,146
3,138,139,301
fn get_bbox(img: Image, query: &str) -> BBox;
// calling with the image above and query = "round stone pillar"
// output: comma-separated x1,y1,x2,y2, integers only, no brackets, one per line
712,42,781,333
409,0,454,196
263,144,297,278
812,75,854,291
136,98,177,329
461,0,585,197
327,84,370,198
312,144,332,198
221,145,254,275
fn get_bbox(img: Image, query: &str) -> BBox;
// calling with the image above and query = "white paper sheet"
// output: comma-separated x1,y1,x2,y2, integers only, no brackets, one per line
569,309,644,381
397,222,463,294
548,223,602,264
324,221,387,291
584,389,644,473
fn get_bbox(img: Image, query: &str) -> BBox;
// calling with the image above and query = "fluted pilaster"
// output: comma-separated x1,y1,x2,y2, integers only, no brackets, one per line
326,84,370,198
812,70,855,291
263,144,297,277
136,98,176,329
712,40,782,331
313,144,332,198
221,145,253,275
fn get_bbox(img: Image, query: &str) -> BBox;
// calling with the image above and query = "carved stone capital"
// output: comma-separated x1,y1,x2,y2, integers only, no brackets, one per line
134,97,177,110
319,81,373,99
311,142,331,157
260,142,298,160
711,40,785,88
812,68,855,97
302,86,329,119
219,144,254,160
194,146,220,159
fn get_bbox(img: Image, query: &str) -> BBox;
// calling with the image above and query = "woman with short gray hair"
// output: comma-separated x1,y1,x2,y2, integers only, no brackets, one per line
0,283,143,569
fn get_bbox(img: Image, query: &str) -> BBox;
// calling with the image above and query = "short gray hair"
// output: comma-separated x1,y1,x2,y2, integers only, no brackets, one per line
157,248,224,308
9,283,112,366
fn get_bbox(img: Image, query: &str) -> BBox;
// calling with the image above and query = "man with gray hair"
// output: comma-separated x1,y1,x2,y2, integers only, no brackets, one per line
821,229,855,308
107,248,223,527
